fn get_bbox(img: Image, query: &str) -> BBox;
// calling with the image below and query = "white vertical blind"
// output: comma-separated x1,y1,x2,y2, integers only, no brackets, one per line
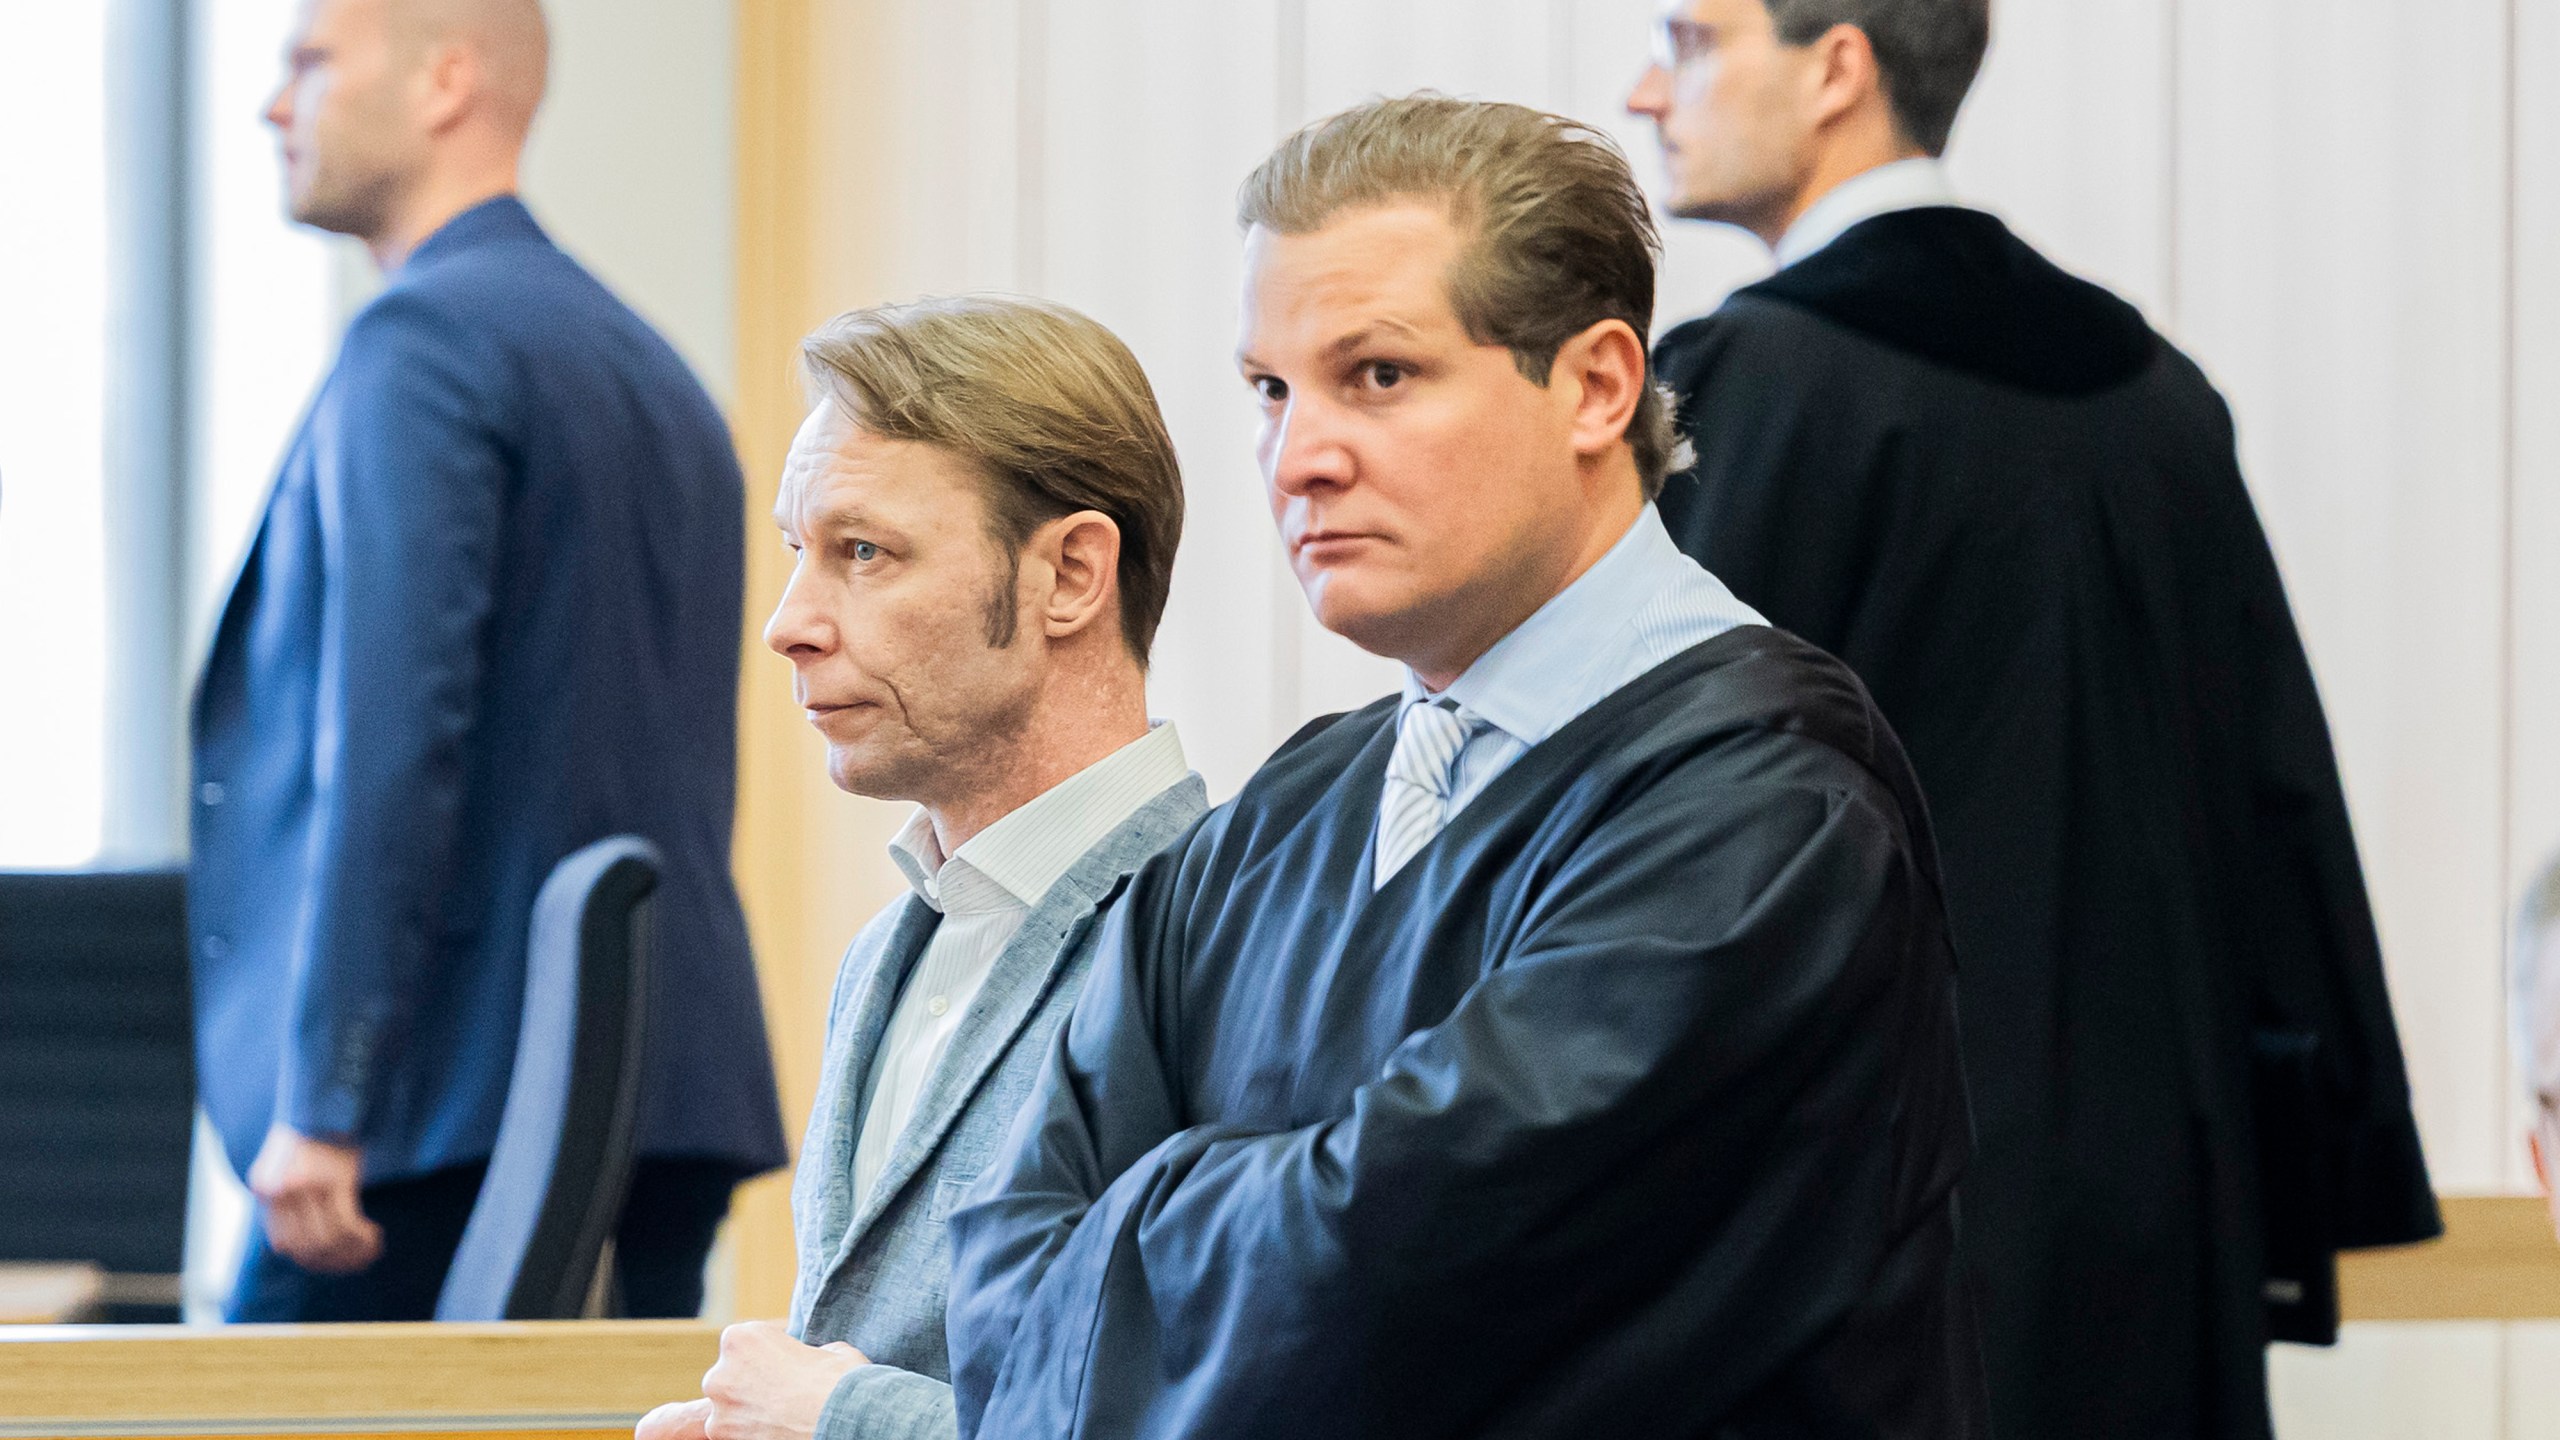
0,6,112,868
2511,0,2560,1176
1944,0,2173,318
2179,0,2515,1196
1042,0,1315,788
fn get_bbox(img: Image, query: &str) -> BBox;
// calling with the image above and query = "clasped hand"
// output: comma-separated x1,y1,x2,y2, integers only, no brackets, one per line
637,1320,868,1440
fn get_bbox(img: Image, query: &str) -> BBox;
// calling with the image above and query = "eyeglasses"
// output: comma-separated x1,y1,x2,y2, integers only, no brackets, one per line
1648,17,1715,71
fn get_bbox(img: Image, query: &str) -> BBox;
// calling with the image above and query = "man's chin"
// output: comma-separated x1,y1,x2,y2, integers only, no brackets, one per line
287,196,358,237
286,180,388,241
827,745,925,804
1305,582,1425,666
1665,191,1739,225
826,751,883,799
1665,186,1789,239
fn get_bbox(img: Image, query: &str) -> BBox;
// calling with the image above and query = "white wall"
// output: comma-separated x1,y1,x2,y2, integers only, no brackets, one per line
522,0,736,403
0,6,115,867
802,0,2554,1430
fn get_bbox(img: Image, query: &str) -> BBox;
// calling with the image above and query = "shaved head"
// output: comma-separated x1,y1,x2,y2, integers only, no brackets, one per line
391,0,550,138
267,0,548,253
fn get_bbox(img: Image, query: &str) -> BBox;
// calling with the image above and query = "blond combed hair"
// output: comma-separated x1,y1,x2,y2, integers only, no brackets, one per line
800,296,1185,662
1238,93,1689,496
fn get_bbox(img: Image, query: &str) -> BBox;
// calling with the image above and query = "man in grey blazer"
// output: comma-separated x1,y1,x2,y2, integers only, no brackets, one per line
637,296,1205,1440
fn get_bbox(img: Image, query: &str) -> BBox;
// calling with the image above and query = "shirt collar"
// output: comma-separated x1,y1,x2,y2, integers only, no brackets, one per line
1403,506,1691,747
1775,157,1959,268
887,721,1191,915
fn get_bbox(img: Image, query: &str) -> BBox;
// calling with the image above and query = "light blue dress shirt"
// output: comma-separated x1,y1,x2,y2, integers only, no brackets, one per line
1386,504,1766,850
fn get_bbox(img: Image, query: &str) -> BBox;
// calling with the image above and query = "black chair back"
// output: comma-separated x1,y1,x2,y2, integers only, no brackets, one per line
435,837,657,1320
0,870,193,1303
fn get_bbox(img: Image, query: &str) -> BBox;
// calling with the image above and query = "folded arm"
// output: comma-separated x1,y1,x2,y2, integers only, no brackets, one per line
953,765,1957,1436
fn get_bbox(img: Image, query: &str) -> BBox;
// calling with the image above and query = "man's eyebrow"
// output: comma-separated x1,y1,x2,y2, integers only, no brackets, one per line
773,496,877,532
1319,318,1427,361
1238,318,1432,373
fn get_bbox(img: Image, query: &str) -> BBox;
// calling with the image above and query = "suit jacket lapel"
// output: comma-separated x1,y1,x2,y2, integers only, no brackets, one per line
823,778,1208,1276
191,428,310,729
812,897,938,1261
827,867,1109,1271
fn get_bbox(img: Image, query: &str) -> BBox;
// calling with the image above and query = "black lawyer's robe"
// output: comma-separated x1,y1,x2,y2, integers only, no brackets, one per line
946,627,1987,1439
1654,207,2441,1440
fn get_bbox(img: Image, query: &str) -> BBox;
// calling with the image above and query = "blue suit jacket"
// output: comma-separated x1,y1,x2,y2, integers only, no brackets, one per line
189,197,788,1186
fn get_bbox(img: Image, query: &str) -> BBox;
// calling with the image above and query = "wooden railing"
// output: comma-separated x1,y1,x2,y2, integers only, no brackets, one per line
2340,1195,2560,1321
0,1202,2547,1438
0,1321,715,1440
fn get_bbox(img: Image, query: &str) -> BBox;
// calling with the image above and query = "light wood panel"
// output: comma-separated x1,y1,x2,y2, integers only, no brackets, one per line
45,1432,604,1440
729,0,821,1323
0,1322,716,1438
2341,1197,2560,1322
2175,0,2515,1192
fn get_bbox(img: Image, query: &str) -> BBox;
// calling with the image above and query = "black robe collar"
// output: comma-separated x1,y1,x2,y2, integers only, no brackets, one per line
1672,207,2160,398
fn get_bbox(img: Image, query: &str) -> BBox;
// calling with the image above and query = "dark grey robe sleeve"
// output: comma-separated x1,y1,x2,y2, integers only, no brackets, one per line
946,761,1962,1439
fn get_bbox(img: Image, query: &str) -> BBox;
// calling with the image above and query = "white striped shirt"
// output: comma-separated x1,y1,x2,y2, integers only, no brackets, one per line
1377,506,1764,881
851,721,1191,1208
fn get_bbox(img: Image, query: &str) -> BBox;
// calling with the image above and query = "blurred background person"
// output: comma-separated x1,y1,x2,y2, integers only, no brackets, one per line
188,0,784,1321
1626,1,2439,1436
2520,857,2560,1243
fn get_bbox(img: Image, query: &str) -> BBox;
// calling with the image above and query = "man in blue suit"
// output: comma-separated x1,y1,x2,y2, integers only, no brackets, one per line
190,0,785,1321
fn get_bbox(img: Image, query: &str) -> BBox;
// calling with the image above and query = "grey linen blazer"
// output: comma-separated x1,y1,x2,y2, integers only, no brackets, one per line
788,777,1208,1440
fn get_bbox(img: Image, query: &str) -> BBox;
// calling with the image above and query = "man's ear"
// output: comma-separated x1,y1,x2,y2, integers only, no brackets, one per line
1035,510,1123,644
1806,22,1885,133
1556,318,1648,463
2534,1124,2552,1195
417,40,480,135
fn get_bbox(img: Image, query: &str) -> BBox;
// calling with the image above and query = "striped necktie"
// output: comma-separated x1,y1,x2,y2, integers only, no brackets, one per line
1375,697,1479,888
